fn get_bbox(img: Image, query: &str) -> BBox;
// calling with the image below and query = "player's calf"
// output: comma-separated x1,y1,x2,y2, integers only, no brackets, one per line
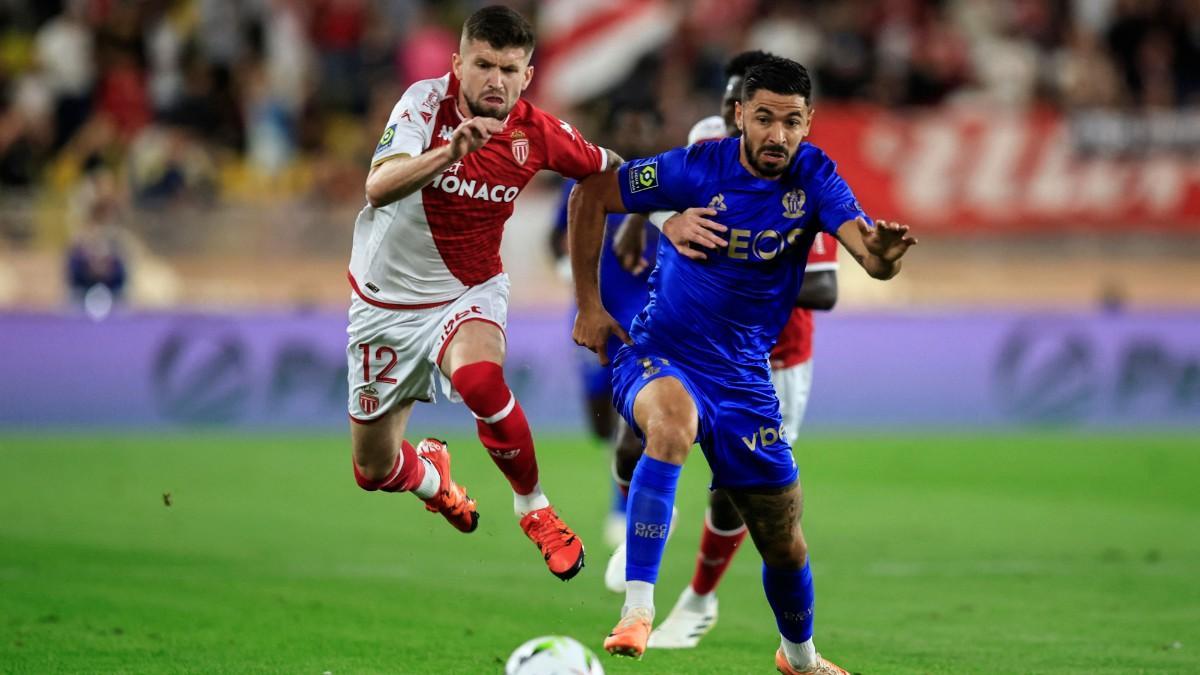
450,360,541,498
352,439,428,493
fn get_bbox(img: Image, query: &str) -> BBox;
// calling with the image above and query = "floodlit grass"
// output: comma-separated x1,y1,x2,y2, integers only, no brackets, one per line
1,431,1197,673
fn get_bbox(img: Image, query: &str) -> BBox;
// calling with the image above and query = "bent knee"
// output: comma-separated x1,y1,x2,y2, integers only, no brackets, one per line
761,537,808,569
642,421,693,463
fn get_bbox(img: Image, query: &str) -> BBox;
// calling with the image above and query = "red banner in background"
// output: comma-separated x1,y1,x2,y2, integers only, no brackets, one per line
809,106,1200,233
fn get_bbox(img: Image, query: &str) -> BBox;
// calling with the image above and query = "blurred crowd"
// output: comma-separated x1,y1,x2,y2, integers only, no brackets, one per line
3,0,1199,193
1,0,1198,309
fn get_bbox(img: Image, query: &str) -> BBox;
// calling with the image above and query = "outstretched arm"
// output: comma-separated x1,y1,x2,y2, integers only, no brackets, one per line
364,117,503,208
834,217,917,280
569,171,632,365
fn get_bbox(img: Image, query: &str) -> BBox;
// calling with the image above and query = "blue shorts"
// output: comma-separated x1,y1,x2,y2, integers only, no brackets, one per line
610,342,799,491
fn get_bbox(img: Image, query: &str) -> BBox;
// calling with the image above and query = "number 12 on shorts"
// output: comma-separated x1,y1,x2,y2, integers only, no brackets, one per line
358,344,398,384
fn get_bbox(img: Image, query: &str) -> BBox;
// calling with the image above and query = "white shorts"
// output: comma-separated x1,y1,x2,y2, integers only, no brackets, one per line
771,358,814,445
346,273,510,422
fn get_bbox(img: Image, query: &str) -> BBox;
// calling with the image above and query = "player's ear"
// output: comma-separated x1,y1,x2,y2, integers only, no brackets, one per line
735,101,744,132
522,64,534,92
451,52,463,79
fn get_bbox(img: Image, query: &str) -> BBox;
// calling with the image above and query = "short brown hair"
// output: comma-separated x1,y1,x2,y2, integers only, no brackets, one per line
462,5,536,53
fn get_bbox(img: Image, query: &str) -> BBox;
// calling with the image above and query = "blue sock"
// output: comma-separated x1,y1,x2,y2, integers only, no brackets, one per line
611,479,628,514
763,560,815,643
625,455,681,584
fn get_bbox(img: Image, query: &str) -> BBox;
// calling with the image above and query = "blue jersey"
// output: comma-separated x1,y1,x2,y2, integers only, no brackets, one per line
609,137,869,490
619,137,869,371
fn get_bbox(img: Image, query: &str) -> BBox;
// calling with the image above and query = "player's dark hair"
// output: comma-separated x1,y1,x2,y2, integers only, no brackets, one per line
725,50,776,79
741,56,812,105
463,5,536,53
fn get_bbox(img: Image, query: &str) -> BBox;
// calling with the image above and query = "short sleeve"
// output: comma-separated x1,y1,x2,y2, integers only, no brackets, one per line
811,157,871,235
805,233,839,272
543,114,607,180
371,78,442,166
617,146,696,214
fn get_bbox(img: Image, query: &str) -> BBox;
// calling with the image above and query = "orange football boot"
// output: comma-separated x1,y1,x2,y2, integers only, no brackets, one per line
416,439,478,533
775,648,851,675
519,505,585,580
604,607,653,659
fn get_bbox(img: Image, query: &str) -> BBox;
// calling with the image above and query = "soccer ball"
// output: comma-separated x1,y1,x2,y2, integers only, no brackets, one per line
505,635,604,675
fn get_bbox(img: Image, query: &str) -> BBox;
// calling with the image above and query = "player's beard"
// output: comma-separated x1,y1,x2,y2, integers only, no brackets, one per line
743,137,791,178
466,90,512,120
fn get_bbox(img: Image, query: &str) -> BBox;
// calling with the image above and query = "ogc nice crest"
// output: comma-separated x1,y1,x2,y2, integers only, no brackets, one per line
510,130,529,166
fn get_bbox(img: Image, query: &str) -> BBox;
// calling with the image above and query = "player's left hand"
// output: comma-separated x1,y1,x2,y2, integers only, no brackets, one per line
612,215,648,275
572,306,632,366
859,218,917,262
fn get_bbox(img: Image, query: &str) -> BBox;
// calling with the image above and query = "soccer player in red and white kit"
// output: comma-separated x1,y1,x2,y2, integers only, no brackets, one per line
346,6,619,581
609,50,840,646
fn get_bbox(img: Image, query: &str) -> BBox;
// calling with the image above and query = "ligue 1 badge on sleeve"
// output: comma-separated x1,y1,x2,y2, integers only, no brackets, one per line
377,124,397,152
511,130,529,166
630,161,658,193
359,386,380,415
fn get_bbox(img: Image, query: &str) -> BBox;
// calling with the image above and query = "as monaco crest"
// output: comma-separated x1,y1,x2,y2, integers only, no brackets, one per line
359,386,380,415
510,130,529,166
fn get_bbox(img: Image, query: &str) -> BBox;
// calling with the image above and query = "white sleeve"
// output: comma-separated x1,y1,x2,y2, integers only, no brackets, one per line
370,76,445,166
648,211,675,231
687,115,727,146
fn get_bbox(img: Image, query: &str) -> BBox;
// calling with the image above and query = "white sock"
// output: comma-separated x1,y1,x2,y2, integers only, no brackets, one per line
412,457,440,500
678,585,716,613
781,636,818,670
623,580,655,617
513,482,550,516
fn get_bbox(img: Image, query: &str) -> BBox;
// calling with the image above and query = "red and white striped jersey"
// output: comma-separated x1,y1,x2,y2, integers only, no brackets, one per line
685,116,841,368
349,73,608,308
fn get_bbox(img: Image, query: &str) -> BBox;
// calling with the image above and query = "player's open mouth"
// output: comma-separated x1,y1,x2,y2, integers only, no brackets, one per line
484,95,504,105
761,150,787,161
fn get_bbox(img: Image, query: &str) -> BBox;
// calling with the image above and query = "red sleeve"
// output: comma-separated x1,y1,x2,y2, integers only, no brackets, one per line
539,110,607,180
806,233,839,272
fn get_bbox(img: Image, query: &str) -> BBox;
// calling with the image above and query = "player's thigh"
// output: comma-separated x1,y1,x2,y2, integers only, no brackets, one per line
435,274,511,377
725,480,807,568
439,319,506,375
771,359,814,443
610,348,705,464
632,376,699,463
346,297,440,423
704,379,797,492
349,399,416,471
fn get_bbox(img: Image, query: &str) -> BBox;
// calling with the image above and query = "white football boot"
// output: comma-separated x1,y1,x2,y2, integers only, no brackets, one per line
647,585,718,649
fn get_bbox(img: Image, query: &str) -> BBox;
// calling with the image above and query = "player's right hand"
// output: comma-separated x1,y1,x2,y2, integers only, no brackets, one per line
449,117,504,160
572,306,632,366
663,208,728,260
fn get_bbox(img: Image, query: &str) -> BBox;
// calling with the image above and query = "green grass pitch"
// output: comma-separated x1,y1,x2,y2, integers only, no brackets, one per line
1,431,1197,673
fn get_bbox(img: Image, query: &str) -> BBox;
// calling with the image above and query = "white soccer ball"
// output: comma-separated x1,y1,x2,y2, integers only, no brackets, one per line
505,635,605,675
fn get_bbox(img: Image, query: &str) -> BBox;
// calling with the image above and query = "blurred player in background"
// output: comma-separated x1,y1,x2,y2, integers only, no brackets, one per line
548,102,664,550
344,6,620,581
570,57,917,672
606,50,840,649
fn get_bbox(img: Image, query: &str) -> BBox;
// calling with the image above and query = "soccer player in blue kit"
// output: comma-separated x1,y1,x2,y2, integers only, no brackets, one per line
568,57,917,673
